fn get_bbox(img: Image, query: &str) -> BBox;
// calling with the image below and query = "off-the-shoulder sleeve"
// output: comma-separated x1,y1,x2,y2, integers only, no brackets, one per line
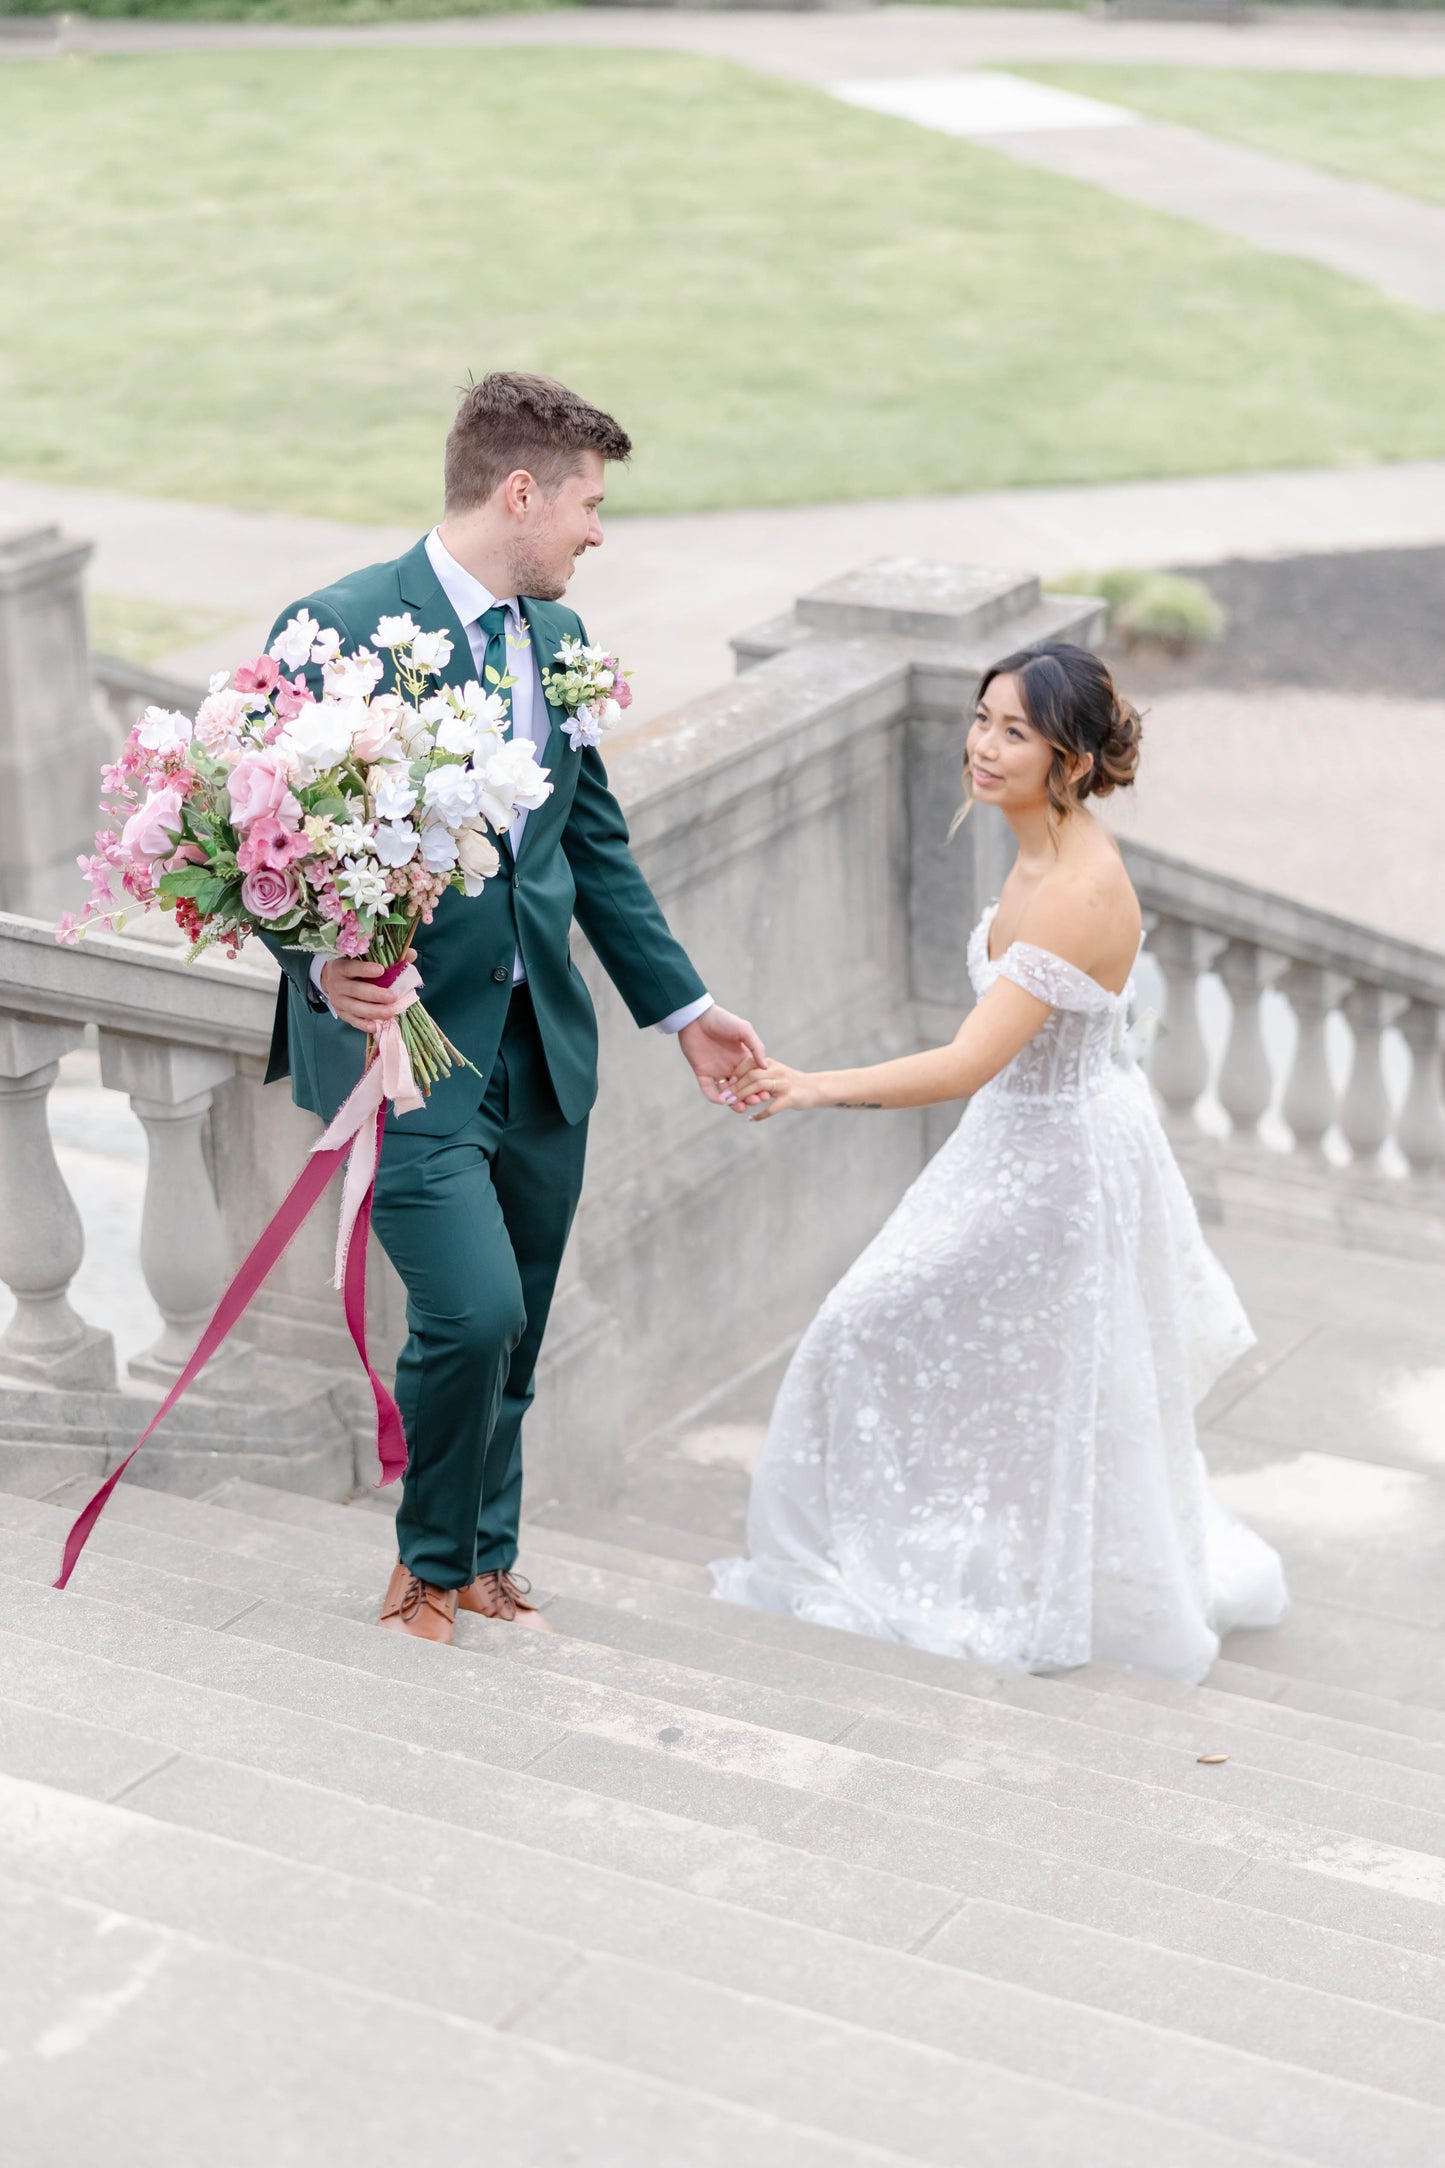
996,941,1116,1013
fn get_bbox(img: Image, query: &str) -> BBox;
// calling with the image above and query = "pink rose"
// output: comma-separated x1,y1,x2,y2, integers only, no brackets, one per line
240,866,301,921
234,656,280,696
236,813,308,874
120,783,187,864
612,671,633,711
228,751,300,830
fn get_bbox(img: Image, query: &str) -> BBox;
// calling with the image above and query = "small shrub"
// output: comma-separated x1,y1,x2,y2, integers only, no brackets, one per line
1115,573,1225,655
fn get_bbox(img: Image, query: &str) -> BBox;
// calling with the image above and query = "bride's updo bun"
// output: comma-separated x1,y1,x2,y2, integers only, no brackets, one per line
972,642,1142,825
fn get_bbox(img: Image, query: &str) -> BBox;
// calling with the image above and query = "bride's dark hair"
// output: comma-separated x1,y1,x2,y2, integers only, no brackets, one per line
957,641,1142,832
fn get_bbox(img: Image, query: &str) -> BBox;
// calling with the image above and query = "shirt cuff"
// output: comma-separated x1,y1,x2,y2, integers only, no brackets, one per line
307,953,336,1016
654,992,714,1036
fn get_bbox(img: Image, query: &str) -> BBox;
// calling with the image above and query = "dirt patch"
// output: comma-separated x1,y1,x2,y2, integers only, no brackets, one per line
1101,544,1445,701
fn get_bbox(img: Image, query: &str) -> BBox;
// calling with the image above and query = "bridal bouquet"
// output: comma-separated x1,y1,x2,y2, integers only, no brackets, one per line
58,611,552,1094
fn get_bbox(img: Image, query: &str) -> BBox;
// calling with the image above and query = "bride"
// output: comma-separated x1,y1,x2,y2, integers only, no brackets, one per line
713,641,1287,1684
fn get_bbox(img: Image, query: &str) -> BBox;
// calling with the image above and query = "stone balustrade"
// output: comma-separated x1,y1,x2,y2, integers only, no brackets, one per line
1123,841,1445,1255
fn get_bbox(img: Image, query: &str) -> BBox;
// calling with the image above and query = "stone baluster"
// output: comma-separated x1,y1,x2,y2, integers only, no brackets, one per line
1339,983,1407,1174
1278,961,1348,1161
98,1032,248,1387
1146,916,1219,1132
1394,998,1445,1178
0,1015,116,1386
1215,939,1285,1145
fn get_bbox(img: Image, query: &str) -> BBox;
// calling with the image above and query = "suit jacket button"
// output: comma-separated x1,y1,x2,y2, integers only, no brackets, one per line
492,966,509,983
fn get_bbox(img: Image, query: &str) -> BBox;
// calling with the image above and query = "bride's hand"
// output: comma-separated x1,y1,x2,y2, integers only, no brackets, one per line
728,1060,821,1121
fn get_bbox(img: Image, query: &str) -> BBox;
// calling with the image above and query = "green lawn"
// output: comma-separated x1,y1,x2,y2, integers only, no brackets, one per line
6,49,1445,522
1019,65,1445,208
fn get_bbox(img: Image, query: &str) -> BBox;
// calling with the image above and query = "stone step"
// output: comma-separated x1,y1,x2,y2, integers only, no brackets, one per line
6,1577,1445,1969
532,1498,729,1568
0,1871,919,2168
3,1771,1398,2168
211,1480,1445,1765
20,1515,1445,1914
1225,1602,1445,1713
11,1494,1445,1864
79,1742,1445,2119
1070,1653,1445,1752
88,1476,1445,1802
7,1658,1444,2042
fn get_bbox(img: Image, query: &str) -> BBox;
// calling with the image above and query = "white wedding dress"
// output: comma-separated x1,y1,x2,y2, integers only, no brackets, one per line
712,907,1288,1684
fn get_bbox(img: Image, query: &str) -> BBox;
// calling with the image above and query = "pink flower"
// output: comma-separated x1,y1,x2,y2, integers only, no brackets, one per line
240,865,301,921
166,841,207,873
335,911,368,958
273,674,314,724
236,814,308,874
227,751,301,830
234,656,280,696
120,783,187,864
612,670,633,711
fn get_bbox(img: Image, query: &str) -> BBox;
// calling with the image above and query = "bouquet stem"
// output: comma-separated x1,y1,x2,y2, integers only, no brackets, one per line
369,913,481,1096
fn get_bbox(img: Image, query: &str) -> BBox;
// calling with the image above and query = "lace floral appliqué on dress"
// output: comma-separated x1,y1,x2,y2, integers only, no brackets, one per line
711,907,1288,1683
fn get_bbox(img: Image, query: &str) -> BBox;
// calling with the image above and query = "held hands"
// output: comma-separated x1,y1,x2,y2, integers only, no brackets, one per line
676,1005,771,1111
319,951,418,1033
724,1059,825,1122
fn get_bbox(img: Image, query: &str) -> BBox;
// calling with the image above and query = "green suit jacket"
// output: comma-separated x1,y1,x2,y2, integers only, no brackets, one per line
260,538,706,1135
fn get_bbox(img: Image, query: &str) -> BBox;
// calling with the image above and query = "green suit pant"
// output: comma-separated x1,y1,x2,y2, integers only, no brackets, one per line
371,987,588,1589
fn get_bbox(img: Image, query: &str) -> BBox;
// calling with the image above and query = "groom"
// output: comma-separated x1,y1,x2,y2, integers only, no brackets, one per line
263,371,764,1645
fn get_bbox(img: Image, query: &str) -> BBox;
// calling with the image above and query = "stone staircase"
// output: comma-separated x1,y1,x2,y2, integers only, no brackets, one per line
3,1342,1445,2168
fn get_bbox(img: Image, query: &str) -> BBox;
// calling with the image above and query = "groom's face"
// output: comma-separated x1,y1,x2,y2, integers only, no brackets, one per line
509,450,607,601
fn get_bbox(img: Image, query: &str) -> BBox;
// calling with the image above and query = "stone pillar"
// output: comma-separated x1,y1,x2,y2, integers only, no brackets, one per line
0,1014,116,1386
97,1032,250,1389
0,525,112,920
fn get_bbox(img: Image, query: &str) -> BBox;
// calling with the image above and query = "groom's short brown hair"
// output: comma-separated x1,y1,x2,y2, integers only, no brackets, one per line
444,372,632,509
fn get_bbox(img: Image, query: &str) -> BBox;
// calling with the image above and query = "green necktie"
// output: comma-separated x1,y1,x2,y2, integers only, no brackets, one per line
476,603,514,735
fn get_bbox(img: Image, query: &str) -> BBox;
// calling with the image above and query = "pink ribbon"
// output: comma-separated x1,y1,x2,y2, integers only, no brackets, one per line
54,956,424,1591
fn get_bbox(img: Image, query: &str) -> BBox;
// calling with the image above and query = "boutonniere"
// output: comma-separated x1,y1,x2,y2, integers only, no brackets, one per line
541,636,633,751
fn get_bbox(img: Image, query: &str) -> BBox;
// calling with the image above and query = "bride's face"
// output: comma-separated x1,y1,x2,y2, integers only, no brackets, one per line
967,676,1053,810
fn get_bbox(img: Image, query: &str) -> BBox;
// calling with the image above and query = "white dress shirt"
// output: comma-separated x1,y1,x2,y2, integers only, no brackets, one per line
312,528,712,1035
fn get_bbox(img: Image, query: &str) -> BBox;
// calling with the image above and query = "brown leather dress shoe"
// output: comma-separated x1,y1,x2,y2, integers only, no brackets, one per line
378,1561,457,1644
458,1568,556,1633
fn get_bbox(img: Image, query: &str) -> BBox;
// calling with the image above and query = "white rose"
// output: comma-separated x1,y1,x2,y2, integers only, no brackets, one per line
475,739,553,828
422,763,484,826
282,698,359,781
135,705,191,754
372,821,419,869
456,825,501,898
419,821,459,872
373,613,420,650
269,609,321,673
372,769,418,822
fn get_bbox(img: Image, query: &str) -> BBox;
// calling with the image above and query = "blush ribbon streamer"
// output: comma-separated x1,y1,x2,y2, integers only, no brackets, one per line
54,957,425,1591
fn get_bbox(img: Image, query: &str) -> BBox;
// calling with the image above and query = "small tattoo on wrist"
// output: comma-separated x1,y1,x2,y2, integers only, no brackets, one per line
832,1100,883,1110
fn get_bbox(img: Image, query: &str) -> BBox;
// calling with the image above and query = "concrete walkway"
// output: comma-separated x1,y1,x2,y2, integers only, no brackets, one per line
8,461,1445,724
834,71,1445,314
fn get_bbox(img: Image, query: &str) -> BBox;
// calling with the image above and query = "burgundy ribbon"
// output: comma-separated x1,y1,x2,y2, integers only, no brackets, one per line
54,959,416,1591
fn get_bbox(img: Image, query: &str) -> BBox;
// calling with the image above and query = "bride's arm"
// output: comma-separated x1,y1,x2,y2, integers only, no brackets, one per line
736,977,1052,1119
734,878,1125,1119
